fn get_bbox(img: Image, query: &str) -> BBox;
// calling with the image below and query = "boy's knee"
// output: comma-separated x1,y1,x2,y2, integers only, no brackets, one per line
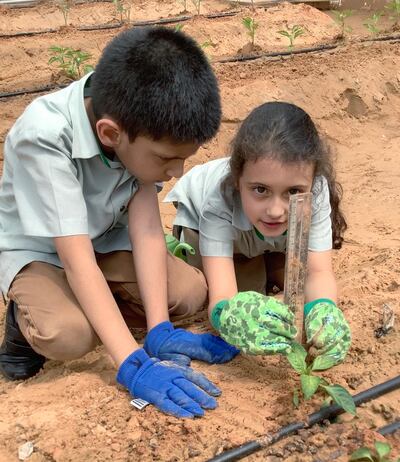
26,315,99,361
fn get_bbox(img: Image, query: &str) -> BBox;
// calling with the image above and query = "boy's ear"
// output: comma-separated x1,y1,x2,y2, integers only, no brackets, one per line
96,118,122,148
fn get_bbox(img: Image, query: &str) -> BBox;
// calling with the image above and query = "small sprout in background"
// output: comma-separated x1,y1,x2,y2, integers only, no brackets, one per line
200,38,217,60
363,12,384,35
191,0,201,15
54,0,73,27
332,9,354,37
123,0,134,23
242,16,259,46
385,0,400,26
277,24,305,51
349,441,399,462
174,23,185,32
48,46,94,80
113,0,126,23
286,343,356,415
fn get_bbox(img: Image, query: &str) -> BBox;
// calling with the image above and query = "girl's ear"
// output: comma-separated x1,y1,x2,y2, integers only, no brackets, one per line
96,118,122,148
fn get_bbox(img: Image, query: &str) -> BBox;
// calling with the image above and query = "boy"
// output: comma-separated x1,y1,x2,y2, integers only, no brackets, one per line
0,27,238,419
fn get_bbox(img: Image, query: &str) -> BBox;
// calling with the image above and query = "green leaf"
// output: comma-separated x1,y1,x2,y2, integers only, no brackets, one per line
301,374,321,400
374,441,391,459
321,384,356,415
292,388,299,408
349,447,375,461
311,355,337,371
286,342,307,374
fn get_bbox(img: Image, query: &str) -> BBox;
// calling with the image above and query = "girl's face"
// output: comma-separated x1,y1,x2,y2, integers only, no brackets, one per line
238,157,314,237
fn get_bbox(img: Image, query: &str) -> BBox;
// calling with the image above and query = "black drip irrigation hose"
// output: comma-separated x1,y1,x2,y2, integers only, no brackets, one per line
207,375,400,462
0,83,68,100
214,43,338,64
378,420,400,436
0,10,241,39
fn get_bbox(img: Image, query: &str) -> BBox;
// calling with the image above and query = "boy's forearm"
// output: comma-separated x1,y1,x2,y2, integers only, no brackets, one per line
129,183,169,330
64,262,139,366
131,233,170,329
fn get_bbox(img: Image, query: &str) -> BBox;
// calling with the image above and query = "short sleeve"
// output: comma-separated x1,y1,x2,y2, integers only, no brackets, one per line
198,203,236,257
309,177,332,251
12,130,89,237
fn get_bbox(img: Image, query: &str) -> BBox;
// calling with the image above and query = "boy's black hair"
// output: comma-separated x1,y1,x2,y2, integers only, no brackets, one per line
90,26,221,144
229,102,347,249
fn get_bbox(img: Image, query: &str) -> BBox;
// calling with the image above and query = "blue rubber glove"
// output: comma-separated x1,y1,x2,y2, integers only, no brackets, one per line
117,348,221,418
144,321,239,366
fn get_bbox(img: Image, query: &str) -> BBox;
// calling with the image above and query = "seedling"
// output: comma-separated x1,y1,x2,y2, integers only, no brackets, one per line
54,0,73,27
385,0,400,26
332,9,354,37
350,441,399,462
242,17,259,46
363,12,383,35
191,0,201,15
287,342,356,415
277,25,305,51
174,23,184,32
112,0,125,24
48,46,94,80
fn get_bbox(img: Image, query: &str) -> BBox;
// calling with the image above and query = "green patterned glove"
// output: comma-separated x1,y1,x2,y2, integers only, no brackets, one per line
304,299,351,365
211,291,297,355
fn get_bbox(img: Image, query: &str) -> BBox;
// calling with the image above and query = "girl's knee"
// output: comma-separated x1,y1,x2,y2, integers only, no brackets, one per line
169,266,207,316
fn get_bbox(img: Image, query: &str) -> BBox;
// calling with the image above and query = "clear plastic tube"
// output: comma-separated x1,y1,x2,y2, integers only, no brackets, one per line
283,192,313,343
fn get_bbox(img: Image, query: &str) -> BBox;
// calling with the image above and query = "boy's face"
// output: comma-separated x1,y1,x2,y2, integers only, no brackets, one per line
115,133,200,183
238,157,314,237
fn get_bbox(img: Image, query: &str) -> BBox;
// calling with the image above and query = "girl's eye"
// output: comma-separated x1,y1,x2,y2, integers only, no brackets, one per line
254,186,267,195
289,188,301,195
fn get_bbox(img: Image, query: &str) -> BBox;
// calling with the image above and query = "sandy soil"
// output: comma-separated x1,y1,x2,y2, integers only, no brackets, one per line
0,1,399,461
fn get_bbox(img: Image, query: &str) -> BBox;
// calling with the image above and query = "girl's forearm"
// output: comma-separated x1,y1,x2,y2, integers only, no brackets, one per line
304,270,337,304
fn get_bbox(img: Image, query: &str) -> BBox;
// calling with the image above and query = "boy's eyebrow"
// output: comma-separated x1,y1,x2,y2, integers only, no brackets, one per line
154,151,188,160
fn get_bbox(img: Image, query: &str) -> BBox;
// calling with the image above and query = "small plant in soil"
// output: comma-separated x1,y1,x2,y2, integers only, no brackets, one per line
48,46,94,80
113,0,133,23
242,17,259,46
385,0,400,27
332,9,354,37
54,0,73,27
277,25,305,51
363,12,383,35
174,23,184,32
287,343,356,415
191,0,201,15
349,440,399,462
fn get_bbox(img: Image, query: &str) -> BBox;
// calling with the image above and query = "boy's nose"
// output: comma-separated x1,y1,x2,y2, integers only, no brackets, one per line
166,160,185,179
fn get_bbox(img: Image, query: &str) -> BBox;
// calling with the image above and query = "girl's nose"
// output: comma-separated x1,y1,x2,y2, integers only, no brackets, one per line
266,197,286,219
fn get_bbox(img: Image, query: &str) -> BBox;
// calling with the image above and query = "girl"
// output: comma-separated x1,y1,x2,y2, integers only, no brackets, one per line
165,102,351,364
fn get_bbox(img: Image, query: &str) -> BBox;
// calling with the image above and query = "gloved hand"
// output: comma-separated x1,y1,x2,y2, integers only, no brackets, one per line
117,348,221,418
304,299,351,365
211,291,297,355
144,321,239,366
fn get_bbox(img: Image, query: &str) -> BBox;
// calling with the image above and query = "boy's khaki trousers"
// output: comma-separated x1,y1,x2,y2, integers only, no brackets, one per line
7,251,207,361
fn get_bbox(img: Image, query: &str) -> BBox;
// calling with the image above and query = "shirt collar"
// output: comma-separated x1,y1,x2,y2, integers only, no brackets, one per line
68,72,122,169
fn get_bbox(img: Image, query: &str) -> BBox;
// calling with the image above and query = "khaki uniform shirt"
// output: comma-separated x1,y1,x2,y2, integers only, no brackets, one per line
0,73,140,294
165,157,332,258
